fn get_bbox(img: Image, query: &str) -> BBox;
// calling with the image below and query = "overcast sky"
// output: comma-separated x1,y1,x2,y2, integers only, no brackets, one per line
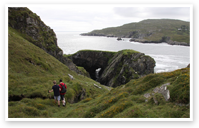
27,4,191,32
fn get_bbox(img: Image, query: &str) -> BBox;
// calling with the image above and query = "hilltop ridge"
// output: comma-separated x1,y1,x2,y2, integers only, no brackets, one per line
81,19,190,46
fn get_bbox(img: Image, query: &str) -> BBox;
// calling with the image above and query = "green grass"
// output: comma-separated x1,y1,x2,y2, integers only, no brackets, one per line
8,27,110,102
8,26,190,118
120,49,139,55
9,67,190,118
66,49,116,58
83,19,190,44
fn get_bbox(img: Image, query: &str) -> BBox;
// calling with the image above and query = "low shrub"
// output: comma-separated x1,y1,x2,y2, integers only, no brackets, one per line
131,95,146,103
154,93,166,105
132,76,165,95
127,106,144,118
81,97,93,103
23,106,40,116
169,73,190,104
35,103,46,110
98,101,133,118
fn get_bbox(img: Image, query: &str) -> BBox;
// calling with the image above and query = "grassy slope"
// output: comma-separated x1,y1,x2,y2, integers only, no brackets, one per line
88,19,190,43
8,27,190,118
9,67,190,118
8,27,111,117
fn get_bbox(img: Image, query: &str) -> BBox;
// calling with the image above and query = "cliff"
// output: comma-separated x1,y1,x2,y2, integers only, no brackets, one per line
8,7,81,74
81,19,190,46
69,50,155,87
68,50,115,80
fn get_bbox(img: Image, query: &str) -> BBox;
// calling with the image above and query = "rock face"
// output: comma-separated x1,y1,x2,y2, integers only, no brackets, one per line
69,50,156,87
144,83,171,104
99,51,155,87
9,7,60,57
69,50,115,80
129,38,190,46
8,7,81,74
152,83,170,101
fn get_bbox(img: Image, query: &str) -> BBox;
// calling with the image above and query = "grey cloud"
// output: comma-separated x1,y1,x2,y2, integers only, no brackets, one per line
113,7,190,21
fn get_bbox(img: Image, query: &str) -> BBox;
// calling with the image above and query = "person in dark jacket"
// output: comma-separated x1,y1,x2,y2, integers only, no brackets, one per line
49,80,61,107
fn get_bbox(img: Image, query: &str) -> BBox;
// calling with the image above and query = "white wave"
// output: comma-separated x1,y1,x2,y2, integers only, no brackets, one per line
129,41,170,46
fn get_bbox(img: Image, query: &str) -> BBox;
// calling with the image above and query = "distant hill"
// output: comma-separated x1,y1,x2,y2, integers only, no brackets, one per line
81,19,190,46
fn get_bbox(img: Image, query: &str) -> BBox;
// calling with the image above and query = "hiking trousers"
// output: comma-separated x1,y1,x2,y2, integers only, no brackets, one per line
60,94,65,100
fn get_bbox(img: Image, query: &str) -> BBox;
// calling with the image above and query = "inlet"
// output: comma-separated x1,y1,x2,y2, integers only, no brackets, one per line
95,68,101,81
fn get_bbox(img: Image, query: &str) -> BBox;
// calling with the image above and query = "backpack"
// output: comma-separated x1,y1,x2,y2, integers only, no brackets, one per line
60,83,67,93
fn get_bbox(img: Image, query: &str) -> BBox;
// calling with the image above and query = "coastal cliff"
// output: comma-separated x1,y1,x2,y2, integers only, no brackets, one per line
69,50,156,87
8,7,81,74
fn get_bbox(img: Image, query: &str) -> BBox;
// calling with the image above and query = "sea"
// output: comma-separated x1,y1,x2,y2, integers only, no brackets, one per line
56,31,190,73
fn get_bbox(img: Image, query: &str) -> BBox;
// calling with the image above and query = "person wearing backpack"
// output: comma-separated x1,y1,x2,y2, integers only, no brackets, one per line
59,79,67,107
48,80,61,107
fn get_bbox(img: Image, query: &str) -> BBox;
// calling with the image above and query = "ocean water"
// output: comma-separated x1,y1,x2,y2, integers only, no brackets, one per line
56,32,190,73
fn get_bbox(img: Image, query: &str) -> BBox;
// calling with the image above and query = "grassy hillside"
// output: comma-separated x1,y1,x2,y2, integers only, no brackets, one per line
8,26,110,104
9,64,190,118
8,25,190,118
82,19,190,44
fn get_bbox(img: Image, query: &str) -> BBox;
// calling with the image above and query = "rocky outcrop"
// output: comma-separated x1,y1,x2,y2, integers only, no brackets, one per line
9,7,60,57
129,38,190,46
69,50,115,80
166,40,190,46
99,51,155,87
8,7,81,74
117,37,122,41
69,50,155,87
107,34,117,37
81,33,106,36
144,83,170,104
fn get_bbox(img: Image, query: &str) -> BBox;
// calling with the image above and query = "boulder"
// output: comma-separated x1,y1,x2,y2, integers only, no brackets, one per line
153,83,170,101
93,84,101,89
144,83,171,104
68,74,74,80
117,37,122,41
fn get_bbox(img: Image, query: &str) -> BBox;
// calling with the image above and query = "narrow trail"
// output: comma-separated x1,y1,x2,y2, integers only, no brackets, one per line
104,86,112,91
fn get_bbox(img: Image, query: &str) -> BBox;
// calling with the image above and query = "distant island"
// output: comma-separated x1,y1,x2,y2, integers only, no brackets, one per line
81,19,190,46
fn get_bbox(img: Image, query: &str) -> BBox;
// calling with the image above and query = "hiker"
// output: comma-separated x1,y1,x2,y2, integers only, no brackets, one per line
59,79,67,107
48,80,61,107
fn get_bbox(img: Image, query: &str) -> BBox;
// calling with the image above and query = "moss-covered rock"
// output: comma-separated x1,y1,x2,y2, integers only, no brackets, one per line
9,7,59,57
69,49,155,87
